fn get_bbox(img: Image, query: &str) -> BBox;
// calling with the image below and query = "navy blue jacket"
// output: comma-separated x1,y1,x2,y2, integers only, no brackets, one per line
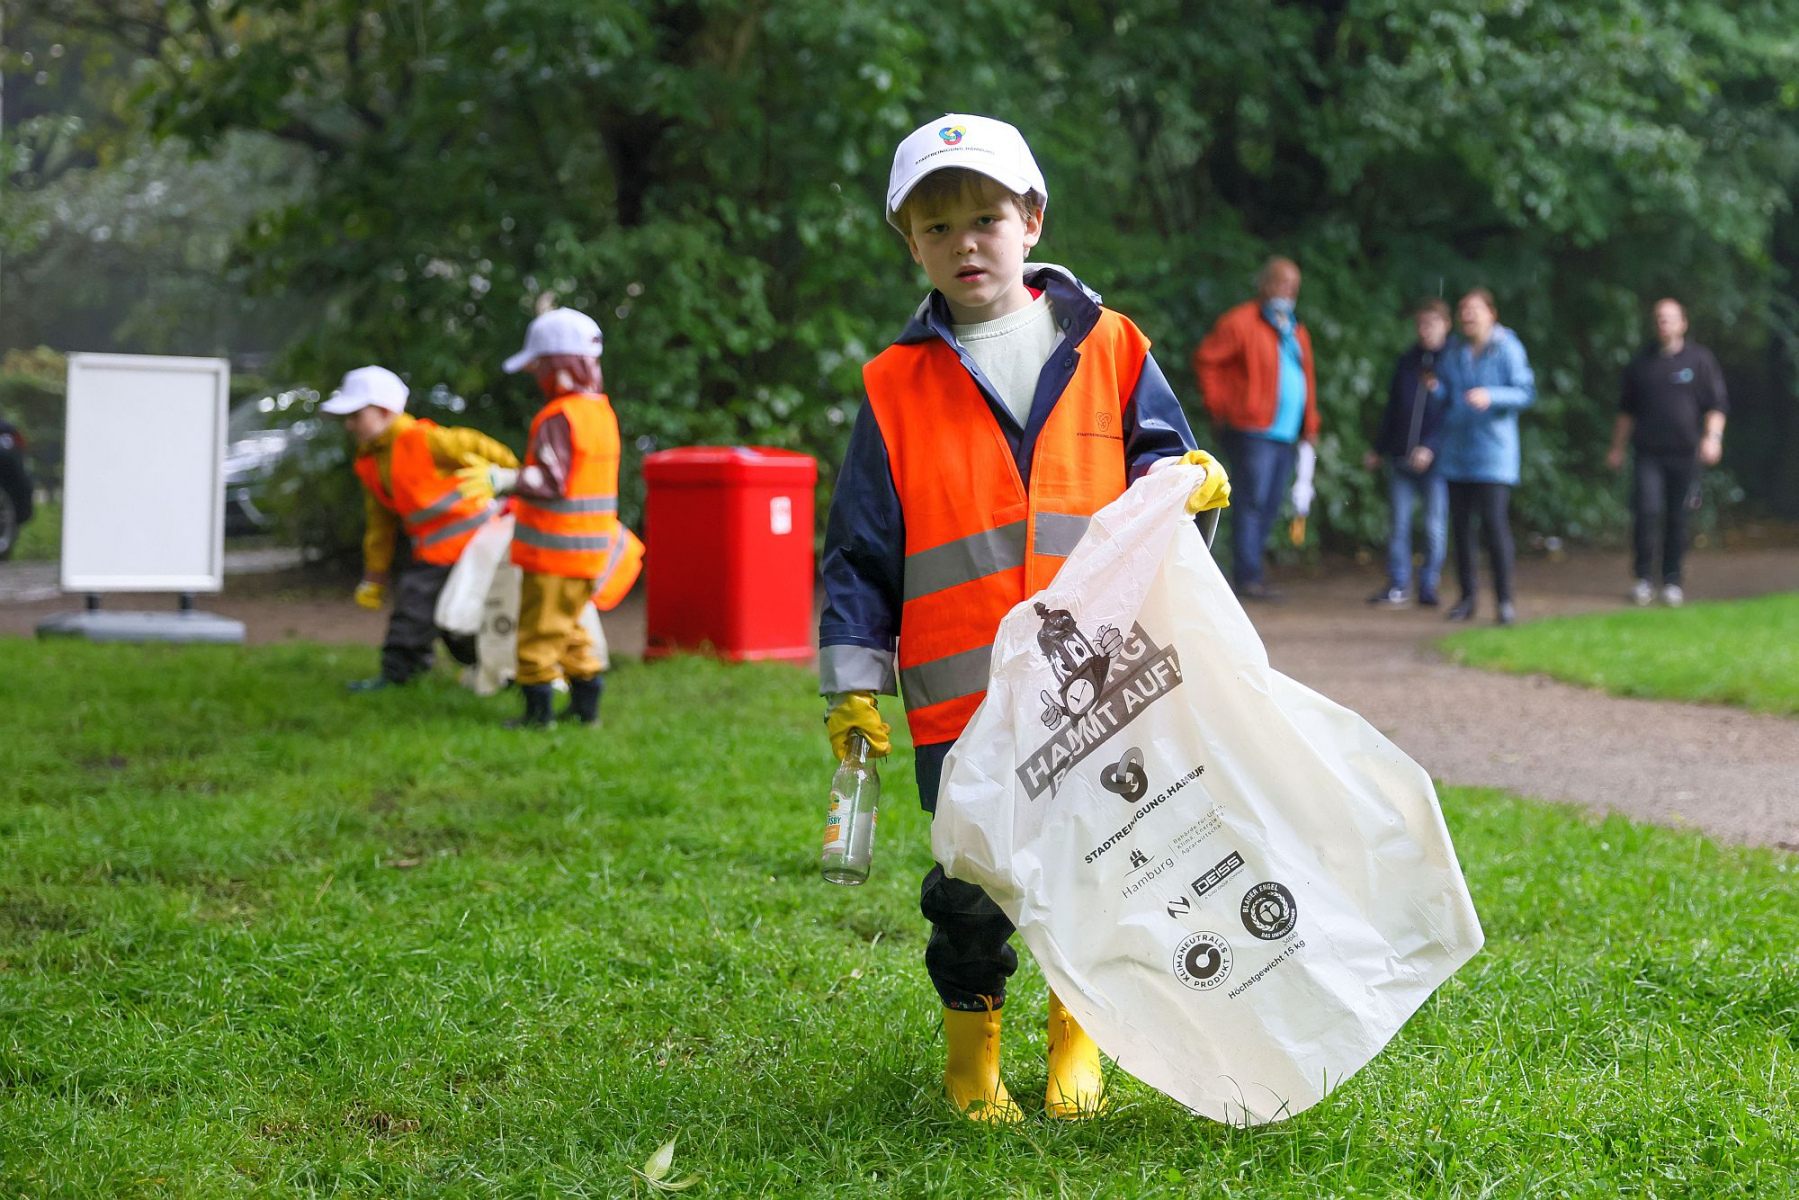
1372,343,1449,466
817,265,1199,704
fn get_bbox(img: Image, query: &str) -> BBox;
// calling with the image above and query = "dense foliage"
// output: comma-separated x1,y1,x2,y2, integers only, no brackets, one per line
9,1,1799,556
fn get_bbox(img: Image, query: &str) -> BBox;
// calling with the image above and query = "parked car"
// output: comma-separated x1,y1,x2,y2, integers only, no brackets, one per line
224,389,324,535
0,418,35,560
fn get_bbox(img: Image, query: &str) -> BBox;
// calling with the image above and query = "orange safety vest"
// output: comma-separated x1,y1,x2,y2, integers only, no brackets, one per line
591,526,645,612
352,419,500,566
864,308,1147,746
511,392,620,579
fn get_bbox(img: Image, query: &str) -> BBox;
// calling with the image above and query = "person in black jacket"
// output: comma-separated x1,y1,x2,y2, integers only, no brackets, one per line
1364,298,1451,606
1606,298,1728,607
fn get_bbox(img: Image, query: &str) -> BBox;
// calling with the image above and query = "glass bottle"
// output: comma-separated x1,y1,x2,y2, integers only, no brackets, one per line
820,731,880,885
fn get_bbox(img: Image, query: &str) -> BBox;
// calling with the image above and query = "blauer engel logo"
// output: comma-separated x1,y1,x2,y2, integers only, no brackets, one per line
939,125,965,145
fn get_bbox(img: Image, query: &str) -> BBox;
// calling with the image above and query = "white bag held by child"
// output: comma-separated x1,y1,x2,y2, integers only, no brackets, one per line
436,511,514,636
933,464,1483,1124
448,513,611,696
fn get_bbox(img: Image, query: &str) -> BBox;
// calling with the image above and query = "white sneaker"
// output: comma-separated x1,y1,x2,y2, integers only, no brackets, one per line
1630,579,1654,607
1660,584,1685,608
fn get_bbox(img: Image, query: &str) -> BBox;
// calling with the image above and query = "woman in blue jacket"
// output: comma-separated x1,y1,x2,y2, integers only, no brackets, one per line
1437,288,1535,625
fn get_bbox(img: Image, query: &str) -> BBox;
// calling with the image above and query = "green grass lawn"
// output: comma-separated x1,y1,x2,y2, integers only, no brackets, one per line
1443,592,1799,716
8,497,58,562
1,640,1795,1196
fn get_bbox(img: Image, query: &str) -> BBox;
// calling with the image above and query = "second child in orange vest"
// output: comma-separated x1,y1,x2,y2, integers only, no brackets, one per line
816,114,1232,1124
321,365,518,691
478,307,621,729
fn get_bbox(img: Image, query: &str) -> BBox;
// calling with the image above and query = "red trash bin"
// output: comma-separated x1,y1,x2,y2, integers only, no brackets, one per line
642,446,817,663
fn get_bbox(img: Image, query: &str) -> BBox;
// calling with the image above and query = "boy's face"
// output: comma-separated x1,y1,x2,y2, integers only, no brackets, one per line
903,175,1043,324
342,405,393,443
1416,311,1450,351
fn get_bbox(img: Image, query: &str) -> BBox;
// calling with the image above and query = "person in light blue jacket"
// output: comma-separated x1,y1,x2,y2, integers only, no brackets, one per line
1436,287,1535,625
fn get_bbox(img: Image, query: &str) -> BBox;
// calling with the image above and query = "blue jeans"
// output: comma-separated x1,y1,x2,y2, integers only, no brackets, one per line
1222,431,1298,588
1386,462,1447,593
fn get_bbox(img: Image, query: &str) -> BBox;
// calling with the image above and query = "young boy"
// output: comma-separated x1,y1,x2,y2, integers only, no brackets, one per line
322,364,518,690
475,307,621,728
818,114,1231,1122
1364,298,1451,607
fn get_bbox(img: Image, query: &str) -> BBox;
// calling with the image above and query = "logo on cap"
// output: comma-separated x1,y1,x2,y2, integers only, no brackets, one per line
939,125,965,145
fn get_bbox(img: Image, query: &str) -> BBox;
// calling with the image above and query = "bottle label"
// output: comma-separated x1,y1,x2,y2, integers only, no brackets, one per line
822,799,843,846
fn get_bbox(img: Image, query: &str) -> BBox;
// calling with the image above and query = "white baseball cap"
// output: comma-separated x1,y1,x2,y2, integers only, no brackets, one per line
503,307,604,374
886,113,1047,230
320,365,409,415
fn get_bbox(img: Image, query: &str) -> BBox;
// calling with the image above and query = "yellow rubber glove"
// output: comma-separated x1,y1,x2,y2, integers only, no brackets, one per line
353,581,387,610
454,463,496,504
1179,449,1232,514
826,692,892,761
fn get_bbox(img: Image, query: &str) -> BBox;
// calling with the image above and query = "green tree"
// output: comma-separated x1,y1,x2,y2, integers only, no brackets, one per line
15,0,1799,553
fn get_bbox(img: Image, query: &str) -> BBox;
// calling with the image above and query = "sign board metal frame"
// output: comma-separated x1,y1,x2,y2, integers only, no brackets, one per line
61,353,230,593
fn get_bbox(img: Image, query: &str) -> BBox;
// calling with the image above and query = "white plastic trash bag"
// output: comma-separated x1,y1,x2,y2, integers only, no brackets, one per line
453,516,610,696
933,464,1483,1124
436,511,514,636
465,561,522,696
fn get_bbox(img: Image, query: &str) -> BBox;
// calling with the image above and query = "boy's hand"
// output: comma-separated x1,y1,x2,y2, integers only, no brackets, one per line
353,580,387,610
1178,450,1232,514
455,462,518,502
826,692,892,761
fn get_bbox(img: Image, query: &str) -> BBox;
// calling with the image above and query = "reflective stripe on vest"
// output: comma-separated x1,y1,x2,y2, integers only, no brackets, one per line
415,502,501,548
515,527,612,553
901,515,1093,602
529,495,618,515
511,392,621,579
863,307,1146,745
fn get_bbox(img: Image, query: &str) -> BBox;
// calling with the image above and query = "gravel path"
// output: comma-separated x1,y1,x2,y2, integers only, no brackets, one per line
1248,548,1799,850
4,542,1796,848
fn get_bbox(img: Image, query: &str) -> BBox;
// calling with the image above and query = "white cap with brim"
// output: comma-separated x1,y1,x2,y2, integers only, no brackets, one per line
886,113,1047,230
320,364,409,415
503,307,604,374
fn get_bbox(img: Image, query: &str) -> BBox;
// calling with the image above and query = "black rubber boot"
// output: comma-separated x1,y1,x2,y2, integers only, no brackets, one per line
564,674,605,726
505,683,557,729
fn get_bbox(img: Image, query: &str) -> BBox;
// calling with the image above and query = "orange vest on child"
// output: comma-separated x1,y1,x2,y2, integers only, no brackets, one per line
863,308,1149,745
353,419,500,566
511,392,621,580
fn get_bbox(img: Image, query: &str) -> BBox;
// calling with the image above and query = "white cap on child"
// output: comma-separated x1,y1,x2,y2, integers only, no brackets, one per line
503,307,604,374
885,113,1048,231
320,365,409,414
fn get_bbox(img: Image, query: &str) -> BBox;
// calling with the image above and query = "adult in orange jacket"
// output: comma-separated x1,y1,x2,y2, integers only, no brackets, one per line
323,365,518,690
1193,257,1320,600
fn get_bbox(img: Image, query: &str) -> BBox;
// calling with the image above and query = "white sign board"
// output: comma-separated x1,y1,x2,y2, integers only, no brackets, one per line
62,354,230,592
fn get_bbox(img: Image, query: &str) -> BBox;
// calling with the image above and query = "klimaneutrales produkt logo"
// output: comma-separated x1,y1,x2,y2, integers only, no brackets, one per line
1172,931,1233,990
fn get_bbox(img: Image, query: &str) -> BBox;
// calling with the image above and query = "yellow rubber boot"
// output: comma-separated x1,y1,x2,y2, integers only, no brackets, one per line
1045,990,1108,1118
941,1005,1022,1123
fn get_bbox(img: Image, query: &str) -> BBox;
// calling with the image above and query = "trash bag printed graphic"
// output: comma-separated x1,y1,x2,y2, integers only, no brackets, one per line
1018,619,1186,800
1172,931,1233,991
1100,747,1149,803
1034,601,1122,726
933,463,1484,1125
